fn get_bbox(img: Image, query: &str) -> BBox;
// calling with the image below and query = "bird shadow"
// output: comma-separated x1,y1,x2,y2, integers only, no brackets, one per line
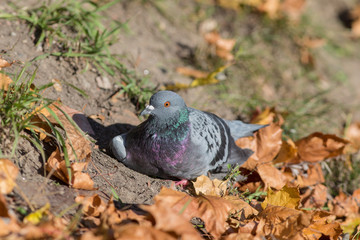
87,117,135,156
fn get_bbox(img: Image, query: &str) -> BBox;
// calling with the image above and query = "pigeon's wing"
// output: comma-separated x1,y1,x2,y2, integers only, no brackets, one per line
188,108,231,170
224,120,267,139
110,133,127,162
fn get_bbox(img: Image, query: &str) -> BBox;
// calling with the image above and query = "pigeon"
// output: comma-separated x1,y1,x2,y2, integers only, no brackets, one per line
110,90,266,180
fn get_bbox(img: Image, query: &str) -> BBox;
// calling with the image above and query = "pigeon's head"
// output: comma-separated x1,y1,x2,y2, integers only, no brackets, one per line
141,91,187,120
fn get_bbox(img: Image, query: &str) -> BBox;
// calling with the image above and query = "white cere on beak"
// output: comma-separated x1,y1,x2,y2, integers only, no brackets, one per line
146,105,155,111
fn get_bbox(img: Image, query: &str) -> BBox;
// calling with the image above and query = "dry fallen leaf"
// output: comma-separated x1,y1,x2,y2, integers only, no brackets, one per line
192,175,228,197
274,138,297,164
51,78,62,92
236,122,285,189
302,210,342,240
165,65,230,90
296,163,325,187
328,190,359,218
301,184,328,208
76,194,106,217
142,201,203,240
258,0,280,19
258,205,311,239
293,132,348,163
46,147,94,190
111,223,177,240
204,31,236,61
0,193,20,237
0,58,13,69
261,185,301,209
344,122,360,153
0,159,19,194
281,0,306,22
176,67,209,79
0,73,13,91
154,187,247,239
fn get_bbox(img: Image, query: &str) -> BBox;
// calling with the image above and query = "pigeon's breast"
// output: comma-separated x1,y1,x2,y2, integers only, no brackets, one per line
149,123,190,167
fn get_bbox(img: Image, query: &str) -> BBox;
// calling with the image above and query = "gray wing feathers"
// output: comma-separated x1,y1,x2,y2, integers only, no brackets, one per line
189,109,229,169
225,120,267,139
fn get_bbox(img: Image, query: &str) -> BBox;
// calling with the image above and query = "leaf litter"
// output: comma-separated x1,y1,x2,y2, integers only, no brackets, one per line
1,11,360,238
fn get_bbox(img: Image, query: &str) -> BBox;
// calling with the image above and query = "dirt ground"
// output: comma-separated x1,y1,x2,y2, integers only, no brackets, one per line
1,0,360,217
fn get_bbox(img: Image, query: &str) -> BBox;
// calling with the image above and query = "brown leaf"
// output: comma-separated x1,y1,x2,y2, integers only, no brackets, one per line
112,224,177,240
76,194,106,217
154,187,246,239
237,122,283,170
294,132,348,163
258,205,311,239
100,199,150,229
301,184,328,208
0,73,13,91
142,201,203,240
0,159,19,194
46,147,95,190
250,107,278,125
344,122,360,153
192,175,229,197
274,138,297,164
0,58,13,69
258,0,280,19
176,67,209,79
296,163,325,187
302,211,342,240
0,193,20,237
204,31,236,61
236,123,284,189
72,171,95,190
328,190,359,217
51,78,62,92
281,0,306,22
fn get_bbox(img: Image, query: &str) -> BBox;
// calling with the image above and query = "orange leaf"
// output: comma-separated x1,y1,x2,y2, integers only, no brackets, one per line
301,184,328,209
111,224,177,240
274,138,297,164
0,73,13,91
294,132,348,163
258,205,311,239
258,0,280,19
0,193,20,237
76,194,106,217
45,147,69,183
142,201,203,240
296,163,325,187
154,187,246,239
45,148,95,190
192,175,228,197
344,122,360,153
72,171,95,190
100,199,150,229
328,190,359,217
237,122,282,170
302,211,342,240
280,0,306,22
176,67,209,79
0,159,19,194
0,58,13,69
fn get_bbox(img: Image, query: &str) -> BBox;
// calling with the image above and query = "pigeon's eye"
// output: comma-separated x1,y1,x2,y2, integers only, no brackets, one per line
164,101,171,107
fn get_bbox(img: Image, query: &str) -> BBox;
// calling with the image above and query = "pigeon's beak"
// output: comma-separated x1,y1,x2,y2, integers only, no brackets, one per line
140,105,155,116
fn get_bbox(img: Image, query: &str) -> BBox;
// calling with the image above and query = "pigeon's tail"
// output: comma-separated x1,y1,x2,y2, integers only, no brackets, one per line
225,120,267,140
